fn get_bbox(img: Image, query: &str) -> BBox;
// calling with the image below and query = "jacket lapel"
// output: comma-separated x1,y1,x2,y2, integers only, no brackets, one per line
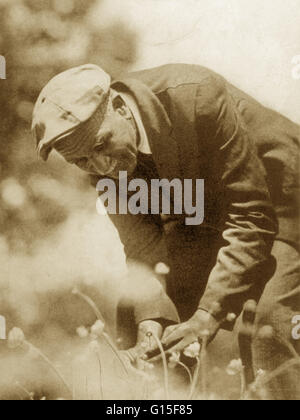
111,78,182,182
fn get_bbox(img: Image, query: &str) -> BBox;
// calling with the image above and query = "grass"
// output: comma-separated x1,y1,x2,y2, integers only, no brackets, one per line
3,294,299,401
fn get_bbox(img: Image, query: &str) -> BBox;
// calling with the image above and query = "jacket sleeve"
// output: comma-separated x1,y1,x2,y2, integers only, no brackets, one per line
195,76,278,323
90,177,179,326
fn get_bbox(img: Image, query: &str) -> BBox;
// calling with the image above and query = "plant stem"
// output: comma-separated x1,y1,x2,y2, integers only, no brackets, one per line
72,288,106,325
96,352,104,400
141,376,149,400
200,338,208,396
15,382,34,401
256,358,300,389
72,362,76,401
25,341,72,398
102,332,129,376
188,357,201,400
177,362,193,386
85,375,88,401
72,288,129,376
240,367,247,399
274,333,300,361
152,333,170,400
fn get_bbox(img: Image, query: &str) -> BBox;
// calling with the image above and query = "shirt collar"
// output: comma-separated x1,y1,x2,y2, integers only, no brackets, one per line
118,91,152,155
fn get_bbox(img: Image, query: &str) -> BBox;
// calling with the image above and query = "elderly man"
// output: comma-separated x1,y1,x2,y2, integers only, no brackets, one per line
32,63,299,399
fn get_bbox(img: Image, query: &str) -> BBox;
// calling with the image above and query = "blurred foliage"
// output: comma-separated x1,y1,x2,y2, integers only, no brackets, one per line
0,0,137,253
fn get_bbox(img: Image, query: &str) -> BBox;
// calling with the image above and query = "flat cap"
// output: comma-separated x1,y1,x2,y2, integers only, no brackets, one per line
32,64,111,161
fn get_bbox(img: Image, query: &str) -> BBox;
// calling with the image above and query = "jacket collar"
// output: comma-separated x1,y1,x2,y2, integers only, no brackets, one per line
112,78,181,181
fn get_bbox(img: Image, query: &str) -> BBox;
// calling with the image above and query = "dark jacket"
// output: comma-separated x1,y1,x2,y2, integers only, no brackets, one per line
93,64,300,324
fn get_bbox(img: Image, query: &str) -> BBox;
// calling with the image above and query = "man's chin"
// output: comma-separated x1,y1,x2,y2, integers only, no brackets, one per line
88,157,137,180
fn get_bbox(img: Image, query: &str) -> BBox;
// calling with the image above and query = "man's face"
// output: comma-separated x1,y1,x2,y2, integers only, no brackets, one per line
54,95,139,180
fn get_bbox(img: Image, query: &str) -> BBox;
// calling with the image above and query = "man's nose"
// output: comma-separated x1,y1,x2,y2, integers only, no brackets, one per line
90,153,113,175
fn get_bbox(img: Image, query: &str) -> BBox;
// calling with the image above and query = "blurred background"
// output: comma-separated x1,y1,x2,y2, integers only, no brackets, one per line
0,0,299,399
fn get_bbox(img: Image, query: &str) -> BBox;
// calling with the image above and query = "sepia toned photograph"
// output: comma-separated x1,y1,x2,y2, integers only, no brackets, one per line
0,0,299,404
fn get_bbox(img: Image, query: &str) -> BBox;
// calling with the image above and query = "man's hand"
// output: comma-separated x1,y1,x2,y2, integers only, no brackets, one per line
161,309,220,354
122,320,163,363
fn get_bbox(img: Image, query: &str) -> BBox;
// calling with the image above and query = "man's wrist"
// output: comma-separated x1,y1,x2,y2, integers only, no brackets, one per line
196,308,222,328
197,300,225,323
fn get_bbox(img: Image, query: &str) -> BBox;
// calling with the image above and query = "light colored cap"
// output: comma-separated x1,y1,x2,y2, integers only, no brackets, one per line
32,64,111,161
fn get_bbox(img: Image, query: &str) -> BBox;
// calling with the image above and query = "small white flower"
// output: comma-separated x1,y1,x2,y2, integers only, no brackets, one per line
256,369,266,378
76,326,89,339
8,328,26,350
72,287,79,296
139,360,155,371
226,359,244,376
258,326,274,340
184,342,201,358
170,352,180,363
90,320,105,337
226,313,237,323
155,262,170,275
168,352,181,369
255,368,267,385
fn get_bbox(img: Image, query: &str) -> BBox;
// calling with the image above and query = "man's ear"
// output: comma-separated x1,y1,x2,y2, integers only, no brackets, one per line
112,95,132,120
